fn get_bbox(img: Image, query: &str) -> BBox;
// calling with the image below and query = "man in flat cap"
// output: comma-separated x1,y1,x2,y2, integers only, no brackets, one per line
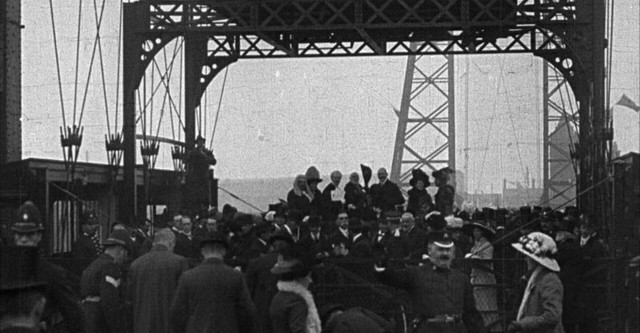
375,231,485,333
80,229,132,333
11,201,84,333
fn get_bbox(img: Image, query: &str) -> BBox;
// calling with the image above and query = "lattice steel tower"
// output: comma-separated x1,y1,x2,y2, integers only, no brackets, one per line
390,49,455,188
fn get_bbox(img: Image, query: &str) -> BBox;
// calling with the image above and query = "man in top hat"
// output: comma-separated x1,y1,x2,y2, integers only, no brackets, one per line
375,231,486,333
128,228,189,333
80,229,132,333
369,168,405,214
508,232,564,333
72,209,103,262
10,201,84,333
170,233,257,333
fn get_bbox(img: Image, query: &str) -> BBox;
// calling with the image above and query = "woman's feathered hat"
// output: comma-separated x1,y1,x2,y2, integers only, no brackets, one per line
305,166,322,183
409,168,430,187
511,232,560,272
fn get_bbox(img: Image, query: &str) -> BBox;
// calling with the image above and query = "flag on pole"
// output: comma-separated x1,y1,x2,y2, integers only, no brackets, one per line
616,94,640,112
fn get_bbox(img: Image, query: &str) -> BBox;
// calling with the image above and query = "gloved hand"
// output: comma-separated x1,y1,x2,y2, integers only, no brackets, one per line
507,321,522,333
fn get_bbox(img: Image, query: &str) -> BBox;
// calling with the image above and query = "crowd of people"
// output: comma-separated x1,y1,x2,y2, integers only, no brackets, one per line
0,164,618,333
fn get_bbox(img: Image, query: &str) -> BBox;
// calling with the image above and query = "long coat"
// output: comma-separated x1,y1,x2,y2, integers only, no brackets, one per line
514,268,565,333
245,252,280,333
170,257,257,333
269,291,308,333
128,244,189,333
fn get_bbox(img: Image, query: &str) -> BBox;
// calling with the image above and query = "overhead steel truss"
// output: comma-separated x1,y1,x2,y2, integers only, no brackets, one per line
122,0,609,226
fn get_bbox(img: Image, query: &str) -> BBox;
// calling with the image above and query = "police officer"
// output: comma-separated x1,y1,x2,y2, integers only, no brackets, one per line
80,229,131,333
72,210,103,262
374,231,486,333
11,201,84,333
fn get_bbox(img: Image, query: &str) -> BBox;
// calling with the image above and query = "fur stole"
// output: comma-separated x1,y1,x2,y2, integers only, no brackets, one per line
276,280,321,333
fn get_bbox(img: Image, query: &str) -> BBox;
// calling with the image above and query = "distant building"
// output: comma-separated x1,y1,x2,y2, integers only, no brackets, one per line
502,179,543,208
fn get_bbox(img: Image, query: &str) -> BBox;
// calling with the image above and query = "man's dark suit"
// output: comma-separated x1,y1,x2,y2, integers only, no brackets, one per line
329,228,352,251
321,183,344,222
170,257,257,333
370,180,405,212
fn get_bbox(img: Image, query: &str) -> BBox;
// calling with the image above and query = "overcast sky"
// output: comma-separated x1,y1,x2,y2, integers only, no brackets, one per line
21,0,640,194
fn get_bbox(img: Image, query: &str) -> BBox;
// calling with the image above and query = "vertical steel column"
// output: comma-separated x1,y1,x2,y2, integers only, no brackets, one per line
121,2,147,224
183,34,208,150
390,47,455,188
542,61,578,208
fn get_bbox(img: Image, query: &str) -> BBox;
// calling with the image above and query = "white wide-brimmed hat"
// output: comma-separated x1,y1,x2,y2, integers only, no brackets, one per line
511,232,560,272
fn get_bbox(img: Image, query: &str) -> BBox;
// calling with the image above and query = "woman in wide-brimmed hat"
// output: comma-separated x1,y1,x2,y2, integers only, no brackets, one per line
269,245,321,333
508,232,564,333
406,168,433,220
464,218,500,331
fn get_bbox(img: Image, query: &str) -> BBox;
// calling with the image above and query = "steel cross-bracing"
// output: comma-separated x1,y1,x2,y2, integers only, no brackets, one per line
390,49,454,190
122,0,609,227
542,60,579,208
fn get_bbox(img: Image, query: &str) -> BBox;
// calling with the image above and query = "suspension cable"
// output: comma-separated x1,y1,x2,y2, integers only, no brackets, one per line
209,67,230,150
78,0,108,128
218,186,264,213
114,2,123,130
48,0,66,129
72,0,83,125
95,0,111,135
500,68,527,179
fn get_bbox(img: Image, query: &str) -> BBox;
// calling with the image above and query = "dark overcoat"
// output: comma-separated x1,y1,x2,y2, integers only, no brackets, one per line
170,257,257,333
245,252,280,333
269,291,308,333
128,244,189,333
